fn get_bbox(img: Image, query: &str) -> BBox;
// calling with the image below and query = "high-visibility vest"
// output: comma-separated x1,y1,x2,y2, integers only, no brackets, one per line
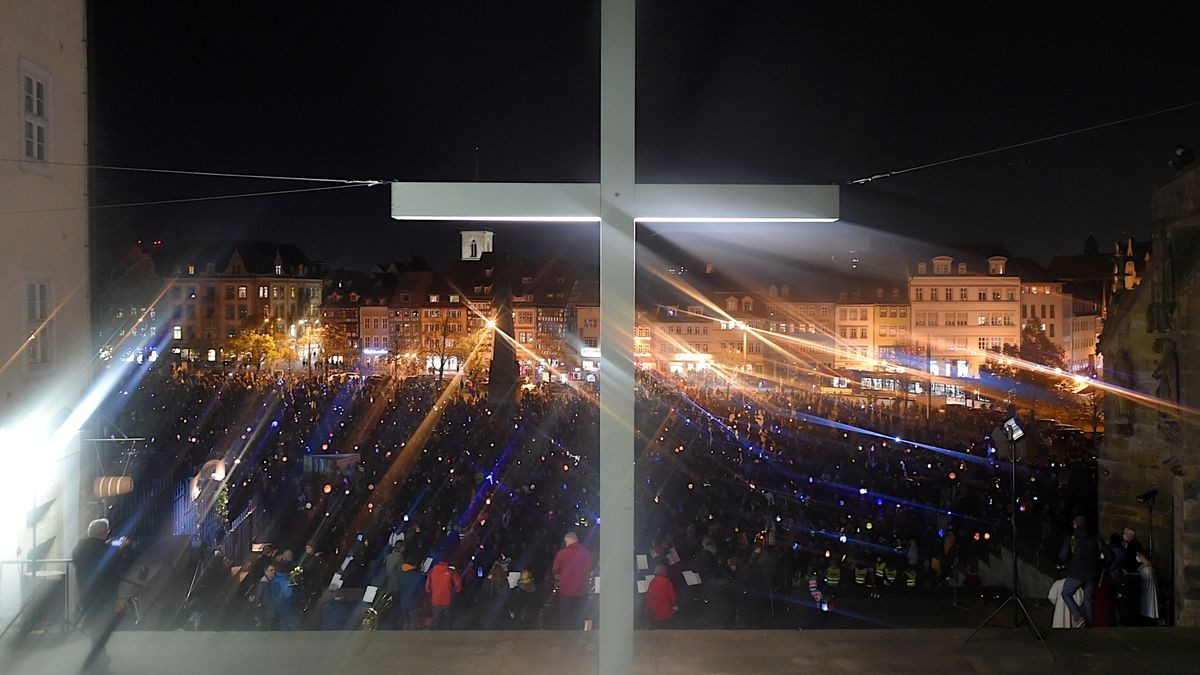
825,565,841,586
904,570,917,588
875,562,887,579
884,567,897,584
854,567,867,585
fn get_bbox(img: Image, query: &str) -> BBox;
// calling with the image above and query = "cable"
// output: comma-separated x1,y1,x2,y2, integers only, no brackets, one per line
0,157,385,185
847,99,1200,185
0,182,374,217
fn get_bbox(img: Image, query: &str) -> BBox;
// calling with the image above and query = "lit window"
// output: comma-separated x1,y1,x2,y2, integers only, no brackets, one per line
173,325,182,340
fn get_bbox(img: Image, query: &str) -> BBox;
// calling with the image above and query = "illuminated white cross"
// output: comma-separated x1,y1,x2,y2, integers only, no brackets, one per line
391,1,838,668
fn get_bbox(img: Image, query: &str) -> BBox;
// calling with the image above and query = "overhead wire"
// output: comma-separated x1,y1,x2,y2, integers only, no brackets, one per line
0,182,375,217
0,157,386,185
847,99,1200,185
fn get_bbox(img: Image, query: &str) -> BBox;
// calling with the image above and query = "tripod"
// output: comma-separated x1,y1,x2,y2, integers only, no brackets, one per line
965,418,1052,659
948,552,970,612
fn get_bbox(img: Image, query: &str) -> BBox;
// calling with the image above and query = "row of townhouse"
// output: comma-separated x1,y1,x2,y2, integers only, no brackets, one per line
318,253,599,378
98,241,324,363
636,245,1145,384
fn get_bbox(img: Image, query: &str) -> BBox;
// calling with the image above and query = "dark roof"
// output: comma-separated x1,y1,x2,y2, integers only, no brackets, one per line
152,240,318,277
1003,257,1057,283
1045,253,1112,281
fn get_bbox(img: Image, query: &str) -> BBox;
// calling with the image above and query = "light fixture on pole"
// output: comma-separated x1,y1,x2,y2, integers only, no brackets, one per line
967,407,1051,658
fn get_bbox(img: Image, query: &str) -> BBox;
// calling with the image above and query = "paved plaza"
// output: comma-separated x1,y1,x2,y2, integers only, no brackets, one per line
5,625,1197,674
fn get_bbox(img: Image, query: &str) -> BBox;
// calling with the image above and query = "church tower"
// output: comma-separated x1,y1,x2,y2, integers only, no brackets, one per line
460,230,494,261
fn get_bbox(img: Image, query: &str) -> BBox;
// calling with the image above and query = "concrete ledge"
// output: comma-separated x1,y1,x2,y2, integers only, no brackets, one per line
5,627,1198,674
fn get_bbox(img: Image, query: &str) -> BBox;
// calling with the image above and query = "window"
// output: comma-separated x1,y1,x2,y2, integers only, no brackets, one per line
584,338,598,348
259,286,269,299
838,308,846,321
1049,305,1055,319
225,306,234,320
429,294,440,303
879,325,887,336
272,286,282,299
173,325,182,340
944,288,953,301
959,287,967,301
914,312,926,326
878,307,887,318
226,286,235,300
899,307,908,318
958,262,967,274
859,309,868,320
915,288,924,302
21,63,51,163
917,263,927,274
449,294,460,303
26,282,52,365
1048,324,1055,338
238,286,248,299
1022,305,1027,319
275,264,283,275
978,337,988,351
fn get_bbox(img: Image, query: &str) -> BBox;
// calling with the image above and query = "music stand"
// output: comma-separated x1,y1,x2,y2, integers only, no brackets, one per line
965,413,1052,659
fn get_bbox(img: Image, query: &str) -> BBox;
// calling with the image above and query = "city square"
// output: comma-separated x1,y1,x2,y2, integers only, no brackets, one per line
2,1,1199,673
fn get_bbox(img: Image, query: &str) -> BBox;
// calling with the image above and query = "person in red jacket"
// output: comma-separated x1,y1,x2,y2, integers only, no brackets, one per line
551,531,594,629
644,564,677,628
425,560,462,629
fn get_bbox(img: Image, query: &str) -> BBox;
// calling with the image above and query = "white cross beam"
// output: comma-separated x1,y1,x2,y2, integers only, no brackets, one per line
391,1,838,670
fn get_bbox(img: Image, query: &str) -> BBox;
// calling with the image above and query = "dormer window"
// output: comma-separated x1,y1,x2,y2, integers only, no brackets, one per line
429,294,439,303
932,257,952,275
275,264,283,275
918,263,927,274
449,294,460,303
988,256,1007,275
187,265,196,275
726,297,737,312
957,262,967,274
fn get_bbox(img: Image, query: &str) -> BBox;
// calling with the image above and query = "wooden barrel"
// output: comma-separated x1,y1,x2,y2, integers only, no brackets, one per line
93,476,133,498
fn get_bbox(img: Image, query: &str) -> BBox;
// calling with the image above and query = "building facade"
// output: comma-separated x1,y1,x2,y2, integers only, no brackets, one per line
0,0,90,617
1098,163,1200,626
909,254,1021,378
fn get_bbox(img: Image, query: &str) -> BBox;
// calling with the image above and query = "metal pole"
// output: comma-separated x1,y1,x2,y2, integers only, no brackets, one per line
599,0,635,671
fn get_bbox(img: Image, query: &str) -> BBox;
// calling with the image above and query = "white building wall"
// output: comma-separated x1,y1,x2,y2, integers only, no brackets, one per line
0,0,89,618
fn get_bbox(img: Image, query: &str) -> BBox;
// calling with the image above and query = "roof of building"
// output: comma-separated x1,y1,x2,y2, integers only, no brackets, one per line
152,240,320,278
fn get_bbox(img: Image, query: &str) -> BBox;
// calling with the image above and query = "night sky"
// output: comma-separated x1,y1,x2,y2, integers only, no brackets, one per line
88,2,1200,272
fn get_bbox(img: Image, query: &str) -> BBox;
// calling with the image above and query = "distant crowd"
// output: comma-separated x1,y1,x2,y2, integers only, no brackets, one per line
81,363,1107,632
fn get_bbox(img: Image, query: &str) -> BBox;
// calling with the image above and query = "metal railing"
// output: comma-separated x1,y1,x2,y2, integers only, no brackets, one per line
0,558,76,640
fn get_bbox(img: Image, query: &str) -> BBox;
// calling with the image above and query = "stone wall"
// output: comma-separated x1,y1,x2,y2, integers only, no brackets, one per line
1099,165,1200,625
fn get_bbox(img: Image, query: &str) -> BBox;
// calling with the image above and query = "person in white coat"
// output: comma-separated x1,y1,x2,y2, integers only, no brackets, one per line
1137,551,1159,625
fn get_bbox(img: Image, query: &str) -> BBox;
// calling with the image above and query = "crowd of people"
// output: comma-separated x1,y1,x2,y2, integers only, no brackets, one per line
79,361,1111,633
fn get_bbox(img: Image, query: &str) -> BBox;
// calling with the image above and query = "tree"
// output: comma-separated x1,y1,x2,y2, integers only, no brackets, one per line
979,324,1089,423
225,328,279,370
319,322,355,370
